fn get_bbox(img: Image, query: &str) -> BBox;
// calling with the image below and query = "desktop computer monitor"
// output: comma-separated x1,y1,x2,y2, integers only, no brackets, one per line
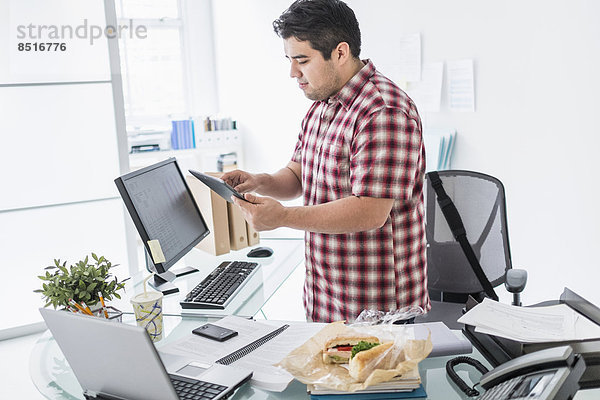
114,158,210,294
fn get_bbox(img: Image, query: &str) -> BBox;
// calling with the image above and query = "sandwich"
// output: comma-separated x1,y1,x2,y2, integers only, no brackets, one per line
322,335,380,364
349,341,396,381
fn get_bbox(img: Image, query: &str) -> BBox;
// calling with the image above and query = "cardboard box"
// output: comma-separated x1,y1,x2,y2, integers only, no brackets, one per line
185,175,231,256
227,202,249,250
246,222,260,246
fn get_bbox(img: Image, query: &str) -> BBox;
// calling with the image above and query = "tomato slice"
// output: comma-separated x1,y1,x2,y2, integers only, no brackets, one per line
334,346,353,351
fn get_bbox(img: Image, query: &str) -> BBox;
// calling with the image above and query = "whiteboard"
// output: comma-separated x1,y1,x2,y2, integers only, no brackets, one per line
0,83,121,211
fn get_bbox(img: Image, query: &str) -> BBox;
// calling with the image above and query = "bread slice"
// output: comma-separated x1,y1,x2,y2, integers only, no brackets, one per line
348,341,394,381
322,335,380,364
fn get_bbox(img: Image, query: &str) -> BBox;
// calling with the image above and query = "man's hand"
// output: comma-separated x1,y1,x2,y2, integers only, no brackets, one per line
232,193,286,231
221,169,262,193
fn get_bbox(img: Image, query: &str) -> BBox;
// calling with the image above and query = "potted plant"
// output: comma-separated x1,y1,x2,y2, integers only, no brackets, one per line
35,253,129,311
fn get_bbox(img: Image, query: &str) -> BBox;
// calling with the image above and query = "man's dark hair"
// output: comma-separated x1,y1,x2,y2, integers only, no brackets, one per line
273,0,361,60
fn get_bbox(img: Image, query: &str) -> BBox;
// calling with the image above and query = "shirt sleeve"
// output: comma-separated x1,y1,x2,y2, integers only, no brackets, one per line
291,129,303,164
291,104,315,164
350,107,424,201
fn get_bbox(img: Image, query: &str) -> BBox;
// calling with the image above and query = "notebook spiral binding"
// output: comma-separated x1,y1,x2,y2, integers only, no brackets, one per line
216,324,290,365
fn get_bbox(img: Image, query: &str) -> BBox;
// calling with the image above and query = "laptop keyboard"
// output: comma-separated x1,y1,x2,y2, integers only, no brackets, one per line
180,261,259,310
169,374,227,399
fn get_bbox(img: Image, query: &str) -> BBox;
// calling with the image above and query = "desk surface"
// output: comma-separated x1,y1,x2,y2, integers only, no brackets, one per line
31,314,485,400
110,238,305,318
30,318,600,400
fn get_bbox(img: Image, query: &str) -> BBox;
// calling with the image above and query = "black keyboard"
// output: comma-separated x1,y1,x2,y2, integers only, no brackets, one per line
169,374,227,399
180,261,259,309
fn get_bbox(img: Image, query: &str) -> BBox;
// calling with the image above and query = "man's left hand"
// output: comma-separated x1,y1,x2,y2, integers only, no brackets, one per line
232,193,286,231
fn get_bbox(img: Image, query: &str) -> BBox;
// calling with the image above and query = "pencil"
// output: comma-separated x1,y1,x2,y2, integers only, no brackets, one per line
68,299,93,316
81,301,93,316
97,292,109,319
66,305,79,313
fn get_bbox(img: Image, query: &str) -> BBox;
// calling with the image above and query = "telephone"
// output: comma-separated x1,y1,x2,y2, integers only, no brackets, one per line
447,345,586,400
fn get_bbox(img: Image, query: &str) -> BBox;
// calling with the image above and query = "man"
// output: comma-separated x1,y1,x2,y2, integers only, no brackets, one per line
223,0,430,322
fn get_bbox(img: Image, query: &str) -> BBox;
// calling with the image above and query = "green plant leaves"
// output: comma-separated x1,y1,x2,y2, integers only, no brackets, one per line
34,254,128,309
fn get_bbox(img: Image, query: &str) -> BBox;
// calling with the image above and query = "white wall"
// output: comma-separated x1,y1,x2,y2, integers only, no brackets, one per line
212,0,600,306
0,0,131,333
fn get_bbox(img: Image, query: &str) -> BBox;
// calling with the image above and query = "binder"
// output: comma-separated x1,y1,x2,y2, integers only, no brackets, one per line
227,202,249,250
309,384,427,399
186,175,231,256
462,288,600,389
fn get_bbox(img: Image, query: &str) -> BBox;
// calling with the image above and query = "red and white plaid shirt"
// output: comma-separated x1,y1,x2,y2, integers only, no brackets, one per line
292,60,430,322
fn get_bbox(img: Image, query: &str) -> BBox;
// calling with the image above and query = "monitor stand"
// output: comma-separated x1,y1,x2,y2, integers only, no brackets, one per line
145,252,199,295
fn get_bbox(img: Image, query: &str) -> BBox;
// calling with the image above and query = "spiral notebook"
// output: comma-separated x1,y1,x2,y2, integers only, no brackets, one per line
159,315,325,392
216,323,290,365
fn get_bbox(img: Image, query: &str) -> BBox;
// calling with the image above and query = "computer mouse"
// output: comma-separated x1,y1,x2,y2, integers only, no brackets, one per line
247,246,274,258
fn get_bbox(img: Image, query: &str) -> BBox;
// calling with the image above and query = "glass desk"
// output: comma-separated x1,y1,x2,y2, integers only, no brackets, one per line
109,238,305,318
32,314,485,400
30,315,600,400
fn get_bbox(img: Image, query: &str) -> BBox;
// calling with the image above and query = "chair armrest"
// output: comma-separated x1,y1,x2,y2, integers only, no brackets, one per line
505,269,527,293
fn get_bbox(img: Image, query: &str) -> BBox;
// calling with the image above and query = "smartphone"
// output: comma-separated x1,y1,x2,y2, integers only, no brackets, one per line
192,323,238,342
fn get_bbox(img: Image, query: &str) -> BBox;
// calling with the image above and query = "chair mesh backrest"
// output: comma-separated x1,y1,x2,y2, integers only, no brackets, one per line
425,170,512,294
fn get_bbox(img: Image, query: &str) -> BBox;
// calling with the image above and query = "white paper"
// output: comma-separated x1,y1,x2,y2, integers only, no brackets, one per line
159,316,324,392
407,62,444,112
447,59,475,112
456,298,600,343
387,33,421,83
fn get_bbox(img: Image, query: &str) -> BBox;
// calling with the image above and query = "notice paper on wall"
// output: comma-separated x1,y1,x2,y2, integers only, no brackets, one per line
384,33,421,85
447,59,475,112
407,61,444,113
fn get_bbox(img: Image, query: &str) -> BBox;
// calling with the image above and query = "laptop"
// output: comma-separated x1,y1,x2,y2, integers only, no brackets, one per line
39,308,252,400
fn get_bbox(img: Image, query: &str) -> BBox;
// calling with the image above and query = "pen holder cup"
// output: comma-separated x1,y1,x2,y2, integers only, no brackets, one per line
105,306,123,323
88,305,123,323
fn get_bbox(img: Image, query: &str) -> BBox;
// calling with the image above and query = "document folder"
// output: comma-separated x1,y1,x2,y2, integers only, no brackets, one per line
462,288,600,389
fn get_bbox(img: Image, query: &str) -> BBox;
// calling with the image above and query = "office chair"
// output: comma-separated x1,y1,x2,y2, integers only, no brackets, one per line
414,170,527,329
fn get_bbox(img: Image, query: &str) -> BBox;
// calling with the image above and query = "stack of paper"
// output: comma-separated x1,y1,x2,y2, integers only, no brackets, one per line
458,298,600,343
308,367,425,399
422,128,456,172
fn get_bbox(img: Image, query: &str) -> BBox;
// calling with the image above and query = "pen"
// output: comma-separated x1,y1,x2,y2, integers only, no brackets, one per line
97,292,109,319
68,299,93,316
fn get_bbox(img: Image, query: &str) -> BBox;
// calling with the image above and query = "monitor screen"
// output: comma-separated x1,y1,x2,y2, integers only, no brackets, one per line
114,158,209,274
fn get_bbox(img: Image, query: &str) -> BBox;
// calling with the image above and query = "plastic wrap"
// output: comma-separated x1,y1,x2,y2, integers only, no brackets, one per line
277,308,432,392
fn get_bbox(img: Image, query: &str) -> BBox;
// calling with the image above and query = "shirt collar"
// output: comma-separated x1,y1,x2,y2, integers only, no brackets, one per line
328,59,376,109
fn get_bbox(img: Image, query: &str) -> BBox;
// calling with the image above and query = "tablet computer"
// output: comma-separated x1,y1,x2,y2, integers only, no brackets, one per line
188,170,247,203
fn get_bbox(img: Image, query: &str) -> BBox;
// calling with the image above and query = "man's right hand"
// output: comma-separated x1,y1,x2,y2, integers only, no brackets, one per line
221,169,262,193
